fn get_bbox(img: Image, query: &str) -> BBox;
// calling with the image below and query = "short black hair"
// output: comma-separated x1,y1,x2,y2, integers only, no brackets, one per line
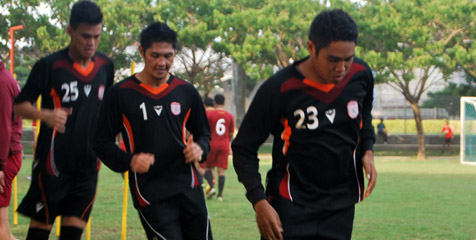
204,97,214,107
214,94,225,105
309,9,358,54
140,22,178,51
69,1,103,29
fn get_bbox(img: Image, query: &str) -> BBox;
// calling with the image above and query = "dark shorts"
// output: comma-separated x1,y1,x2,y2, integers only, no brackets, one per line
17,161,98,224
0,153,22,207
444,137,452,144
138,187,213,240
268,196,355,240
203,149,229,169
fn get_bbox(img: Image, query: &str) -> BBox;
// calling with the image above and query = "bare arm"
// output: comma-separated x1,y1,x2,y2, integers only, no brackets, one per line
14,101,70,133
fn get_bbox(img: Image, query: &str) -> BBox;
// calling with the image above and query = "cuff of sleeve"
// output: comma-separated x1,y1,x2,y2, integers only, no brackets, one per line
360,139,374,152
247,188,267,206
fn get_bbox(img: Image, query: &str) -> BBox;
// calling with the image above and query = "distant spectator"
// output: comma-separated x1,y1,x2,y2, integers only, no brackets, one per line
441,120,454,153
376,118,388,144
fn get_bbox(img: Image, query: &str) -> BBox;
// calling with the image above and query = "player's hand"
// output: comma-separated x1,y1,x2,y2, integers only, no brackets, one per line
41,108,72,133
362,150,377,198
131,153,155,173
183,135,203,163
254,199,283,240
0,170,5,193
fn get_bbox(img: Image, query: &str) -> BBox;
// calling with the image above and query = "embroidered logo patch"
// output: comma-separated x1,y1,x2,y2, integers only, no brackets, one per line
98,85,105,100
347,100,359,119
171,102,181,116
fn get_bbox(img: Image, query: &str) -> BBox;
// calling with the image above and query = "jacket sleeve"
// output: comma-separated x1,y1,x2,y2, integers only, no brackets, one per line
232,79,280,206
359,64,376,152
0,76,14,170
14,58,48,105
94,86,133,172
185,87,211,162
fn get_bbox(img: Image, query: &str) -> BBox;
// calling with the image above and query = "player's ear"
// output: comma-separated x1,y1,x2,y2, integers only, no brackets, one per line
67,26,73,36
138,45,145,58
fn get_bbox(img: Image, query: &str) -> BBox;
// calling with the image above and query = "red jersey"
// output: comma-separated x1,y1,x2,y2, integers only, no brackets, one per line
442,125,454,139
0,61,23,169
207,107,234,151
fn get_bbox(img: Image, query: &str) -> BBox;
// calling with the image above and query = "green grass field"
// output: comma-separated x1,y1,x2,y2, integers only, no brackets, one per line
9,154,476,239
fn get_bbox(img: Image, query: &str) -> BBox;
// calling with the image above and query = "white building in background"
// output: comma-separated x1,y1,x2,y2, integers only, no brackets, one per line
372,71,466,119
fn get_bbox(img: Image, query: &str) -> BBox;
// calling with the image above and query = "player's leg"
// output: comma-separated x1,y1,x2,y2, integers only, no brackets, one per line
137,196,182,240
180,187,213,240
17,159,58,240
204,151,218,198
216,149,229,200
0,152,22,240
0,207,11,240
59,168,98,240
269,195,355,239
26,220,53,240
217,168,225,200
204,168,215,190
59,216,87,240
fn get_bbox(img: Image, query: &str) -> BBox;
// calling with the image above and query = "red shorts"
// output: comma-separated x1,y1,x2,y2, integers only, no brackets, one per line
0,153,22,207
203,149,229,169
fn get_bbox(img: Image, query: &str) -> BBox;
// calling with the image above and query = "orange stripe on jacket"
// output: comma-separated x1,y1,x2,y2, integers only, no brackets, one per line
122,114,135,153
182,109,191,144
280,118,292,155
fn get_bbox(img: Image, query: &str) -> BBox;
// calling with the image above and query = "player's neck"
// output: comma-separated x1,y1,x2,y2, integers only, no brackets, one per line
136,71,169,88
215,104,225,109
299,58,326,85
68,49,92,68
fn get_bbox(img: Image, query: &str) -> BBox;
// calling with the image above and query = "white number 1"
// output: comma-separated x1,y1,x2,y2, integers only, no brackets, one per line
139,102,148,120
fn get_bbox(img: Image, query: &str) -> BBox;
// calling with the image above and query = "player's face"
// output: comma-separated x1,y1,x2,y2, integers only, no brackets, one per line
68,23,102,60
140,42,175,82
308,40,355,84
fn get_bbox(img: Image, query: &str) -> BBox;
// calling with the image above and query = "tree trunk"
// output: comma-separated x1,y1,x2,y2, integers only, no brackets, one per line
232,62,246,128
410,102,426,160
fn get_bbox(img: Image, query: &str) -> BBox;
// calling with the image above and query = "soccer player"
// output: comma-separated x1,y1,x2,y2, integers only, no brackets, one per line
441,120,454,153
232,9,377,240
0,59,23,240
94,22,212,239
13,2,114,239
202,94,235,201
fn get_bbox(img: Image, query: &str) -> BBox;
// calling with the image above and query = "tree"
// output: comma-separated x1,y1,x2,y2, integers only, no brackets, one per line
1,0,156,83
356,0,463,159
422,81,476,117
153,0,230,97
213,0,327,126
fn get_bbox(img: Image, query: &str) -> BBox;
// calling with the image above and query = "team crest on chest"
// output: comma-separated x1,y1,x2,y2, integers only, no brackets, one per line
84,84,92,97
347,100,359,119
98,85,105,100
171,102,181,116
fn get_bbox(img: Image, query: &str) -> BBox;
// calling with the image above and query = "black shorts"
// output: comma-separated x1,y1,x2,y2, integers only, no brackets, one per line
137,186,213,240
17,163,98,224
444,138,452,144
268,196,355,240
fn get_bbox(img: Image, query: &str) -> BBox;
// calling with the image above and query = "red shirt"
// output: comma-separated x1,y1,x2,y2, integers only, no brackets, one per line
442,125,454,139
0,61,23,169
206,107,234,151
